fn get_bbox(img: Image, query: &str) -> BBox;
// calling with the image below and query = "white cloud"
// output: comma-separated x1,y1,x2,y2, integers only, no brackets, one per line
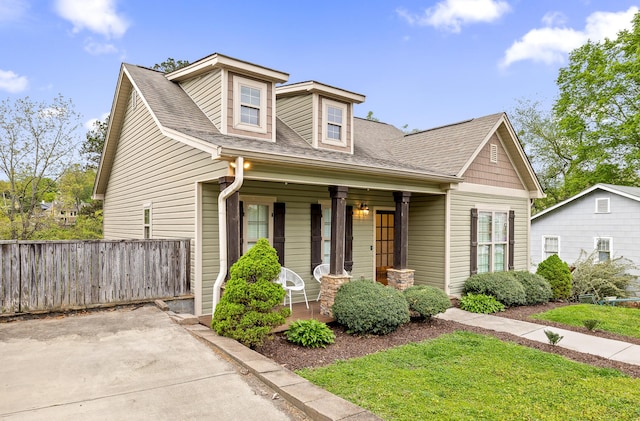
541,11,566,27
0,69,28,93
397,0,511,33
55,0,129,39
501,6,639,68
84,112,109,131
84,39,118,55
0,0,28,24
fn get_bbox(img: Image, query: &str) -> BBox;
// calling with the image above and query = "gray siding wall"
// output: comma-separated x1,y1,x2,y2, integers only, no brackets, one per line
408,195,446,289
531,191,640,269
179,69,223,128
449,189,530,294
102,94,227,313
276,95,313,145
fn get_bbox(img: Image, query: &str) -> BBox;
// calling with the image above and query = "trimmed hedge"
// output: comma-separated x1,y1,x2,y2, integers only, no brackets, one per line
332,280,410,335
403,285,451,318
511,271,554,305
462,272,527,307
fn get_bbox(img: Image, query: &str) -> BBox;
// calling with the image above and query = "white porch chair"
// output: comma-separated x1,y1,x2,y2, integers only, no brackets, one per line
278,267,308,311
312,263,348,301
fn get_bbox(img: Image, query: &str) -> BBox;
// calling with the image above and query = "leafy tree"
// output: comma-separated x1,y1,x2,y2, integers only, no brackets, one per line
58,164,96,211
0,95,80,239
82,116,108,170
152,58,190,73
536,254,572,300
365,111,380,122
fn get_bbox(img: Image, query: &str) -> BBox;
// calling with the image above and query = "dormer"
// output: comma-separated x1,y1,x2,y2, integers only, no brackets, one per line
167,53,289,142
276,81,365,153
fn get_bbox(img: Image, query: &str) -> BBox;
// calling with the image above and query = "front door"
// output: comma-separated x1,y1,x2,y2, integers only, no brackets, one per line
375,210,394,285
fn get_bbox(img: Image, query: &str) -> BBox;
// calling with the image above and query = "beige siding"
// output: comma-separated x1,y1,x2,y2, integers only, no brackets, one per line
179,69,223,129
276,95,313,145
463,134,525,190
449,189,530,294
408,195,446,289
102,96,227,314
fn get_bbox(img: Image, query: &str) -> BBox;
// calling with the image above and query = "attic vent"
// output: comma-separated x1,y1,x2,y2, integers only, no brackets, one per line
131,90,137,110
490,144,498,163
595,198,610,213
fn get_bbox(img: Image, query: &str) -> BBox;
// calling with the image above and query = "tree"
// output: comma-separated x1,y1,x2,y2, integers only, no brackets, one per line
0,95,80,239
58,163,96,211
82,115,108,170
152,58,190,73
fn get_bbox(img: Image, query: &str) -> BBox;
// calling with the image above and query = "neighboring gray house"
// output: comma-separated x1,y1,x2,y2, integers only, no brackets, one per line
530,184,640,269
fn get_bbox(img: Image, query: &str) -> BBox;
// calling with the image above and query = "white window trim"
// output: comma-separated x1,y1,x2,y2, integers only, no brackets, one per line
477,209,509,273
233,75,267,134
318,200,332,264
240,195,275,252
542,235,560,260
321,98,347,147
595,197,610,213
143,203,152,239
594,236,613,262
490,144,498,163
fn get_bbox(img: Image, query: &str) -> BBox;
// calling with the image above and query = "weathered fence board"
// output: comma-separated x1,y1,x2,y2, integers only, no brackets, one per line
0,239,190,314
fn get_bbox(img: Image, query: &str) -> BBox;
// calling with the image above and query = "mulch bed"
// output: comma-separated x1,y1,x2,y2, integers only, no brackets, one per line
256,301,640,378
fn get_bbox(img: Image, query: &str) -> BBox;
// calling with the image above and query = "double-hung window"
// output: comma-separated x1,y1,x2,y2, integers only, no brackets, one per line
322,99,347,146
143,203,152,239
477,210,508,273
595,237,612,262
233,76,267,133
543,236,559,259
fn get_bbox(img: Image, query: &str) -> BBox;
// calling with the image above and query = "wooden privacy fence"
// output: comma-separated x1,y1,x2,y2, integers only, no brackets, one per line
0,239,190,315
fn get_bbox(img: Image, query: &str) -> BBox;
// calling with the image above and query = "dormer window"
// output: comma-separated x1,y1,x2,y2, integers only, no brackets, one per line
233,75,267,134
322,99,347,146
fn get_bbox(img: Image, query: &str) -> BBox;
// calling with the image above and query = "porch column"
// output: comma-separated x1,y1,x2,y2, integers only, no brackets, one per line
388,191,414,291
219,176,241,275
328,185,348,275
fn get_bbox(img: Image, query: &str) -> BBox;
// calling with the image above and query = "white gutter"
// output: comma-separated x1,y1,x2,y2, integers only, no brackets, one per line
212,156,244,314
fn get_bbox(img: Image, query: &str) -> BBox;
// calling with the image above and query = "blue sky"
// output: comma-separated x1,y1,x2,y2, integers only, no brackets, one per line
1,0,639,137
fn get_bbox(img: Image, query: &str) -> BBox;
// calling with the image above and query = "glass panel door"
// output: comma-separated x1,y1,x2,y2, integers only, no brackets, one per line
376,210,394,285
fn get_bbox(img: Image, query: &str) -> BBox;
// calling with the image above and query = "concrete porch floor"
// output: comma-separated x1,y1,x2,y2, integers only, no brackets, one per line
198,300,334,333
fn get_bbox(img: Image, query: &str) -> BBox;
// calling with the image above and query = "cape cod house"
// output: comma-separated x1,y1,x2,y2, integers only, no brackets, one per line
93,52,544,316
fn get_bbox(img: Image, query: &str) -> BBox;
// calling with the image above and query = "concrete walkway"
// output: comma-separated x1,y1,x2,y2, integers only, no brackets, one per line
0,306,305,420
437,307,640,366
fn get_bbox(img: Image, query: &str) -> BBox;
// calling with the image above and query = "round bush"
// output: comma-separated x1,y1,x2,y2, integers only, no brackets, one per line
462,272,526,307
536,254,572,300
403,285,451,318
332,280,410,335
511,271,553,305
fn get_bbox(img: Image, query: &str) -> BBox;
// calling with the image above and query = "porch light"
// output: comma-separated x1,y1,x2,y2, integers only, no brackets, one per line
359,202,369,215
230,161,251,170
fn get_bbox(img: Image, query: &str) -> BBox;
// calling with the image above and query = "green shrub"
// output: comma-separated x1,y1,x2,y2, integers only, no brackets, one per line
403,285,451,318
544,329,563,346
583,319,601,331
536,254,572,300
571,250,638,301
211,239,290,348
332,280,410,335
462,272,526,307
511,271,554,305
459,293,505,314
285,319,335,348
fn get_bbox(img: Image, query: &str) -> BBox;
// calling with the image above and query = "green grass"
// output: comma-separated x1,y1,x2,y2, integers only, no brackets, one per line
298,331,640,420
531,304,640,339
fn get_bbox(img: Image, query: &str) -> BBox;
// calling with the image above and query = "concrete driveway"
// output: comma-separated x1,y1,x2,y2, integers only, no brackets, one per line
0,305,303,420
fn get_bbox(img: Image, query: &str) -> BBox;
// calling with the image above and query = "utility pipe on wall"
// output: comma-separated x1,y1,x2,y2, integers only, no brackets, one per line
212,156,244,314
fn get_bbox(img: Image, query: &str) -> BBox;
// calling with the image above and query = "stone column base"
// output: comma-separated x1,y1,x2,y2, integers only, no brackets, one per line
387,268,415,291
320,274,351,317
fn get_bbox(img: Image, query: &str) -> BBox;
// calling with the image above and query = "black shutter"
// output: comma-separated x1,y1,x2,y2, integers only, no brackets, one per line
470,208,478,275
344,205,353,271
239,201,244,255
273,202,285,266
508,210,515,270
311,203,322,273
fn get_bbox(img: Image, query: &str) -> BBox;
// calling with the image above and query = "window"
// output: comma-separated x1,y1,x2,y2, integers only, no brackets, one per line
595,198,610,213
543,236,559,259
322,99,347,145
243,200,273,251
490,144,498,163
322,206,332,264
477,211,508,273
143,204,152,239
595,237,612,262
233,76,267,134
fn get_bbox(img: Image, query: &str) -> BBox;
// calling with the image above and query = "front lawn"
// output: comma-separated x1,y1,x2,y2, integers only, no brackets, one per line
531,304,640,339
298,331,640,420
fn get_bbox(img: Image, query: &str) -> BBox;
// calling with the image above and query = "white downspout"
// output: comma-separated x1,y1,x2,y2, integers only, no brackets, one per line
212,156,244,314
